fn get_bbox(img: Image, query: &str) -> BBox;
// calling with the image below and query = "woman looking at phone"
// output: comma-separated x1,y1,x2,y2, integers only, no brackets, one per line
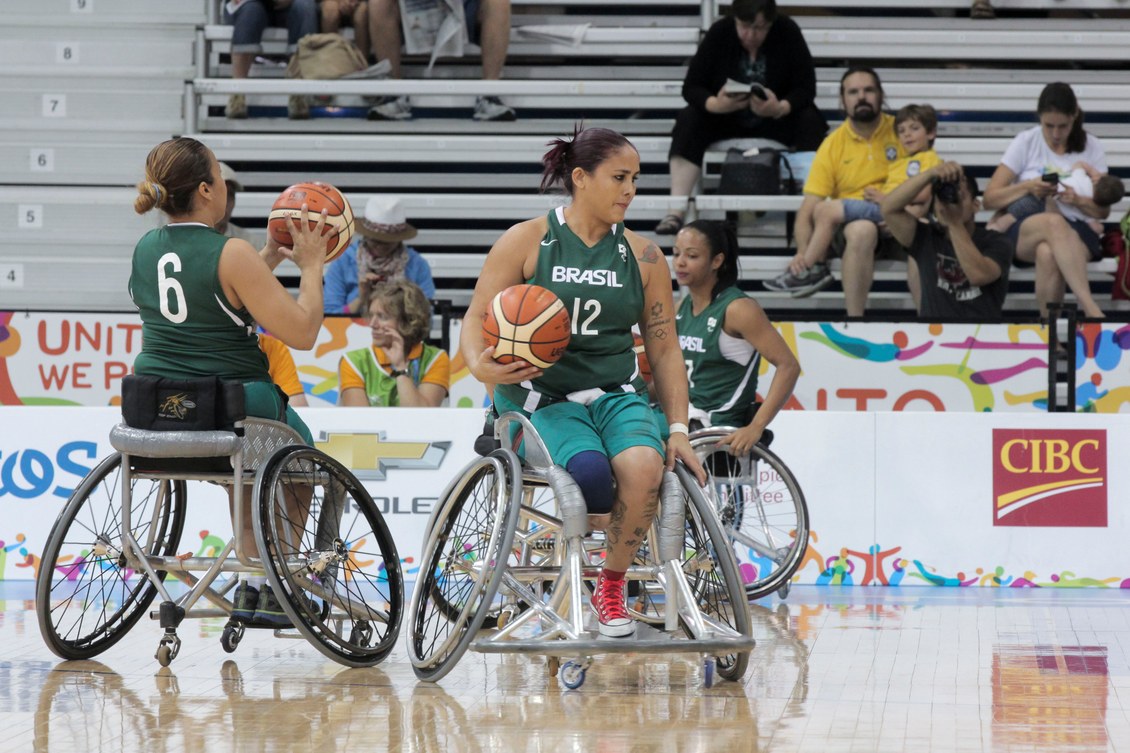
983,82,1110,318
655,0,827,235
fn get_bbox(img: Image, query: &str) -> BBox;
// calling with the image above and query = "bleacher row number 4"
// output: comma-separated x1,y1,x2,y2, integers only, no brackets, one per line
1,265,24,290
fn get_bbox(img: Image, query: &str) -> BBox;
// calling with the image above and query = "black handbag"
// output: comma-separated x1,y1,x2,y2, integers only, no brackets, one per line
121,374,246,433
718,147,794,195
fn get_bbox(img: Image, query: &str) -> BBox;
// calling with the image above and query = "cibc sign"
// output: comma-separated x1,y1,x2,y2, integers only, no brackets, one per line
992,429,1107,527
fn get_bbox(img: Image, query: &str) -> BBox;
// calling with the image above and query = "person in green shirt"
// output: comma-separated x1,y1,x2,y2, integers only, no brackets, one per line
460,126,706,638
671,220,799,454
131,136,330,626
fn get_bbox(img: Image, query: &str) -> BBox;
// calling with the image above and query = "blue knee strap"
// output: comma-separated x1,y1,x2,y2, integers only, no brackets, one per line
566,451,614,514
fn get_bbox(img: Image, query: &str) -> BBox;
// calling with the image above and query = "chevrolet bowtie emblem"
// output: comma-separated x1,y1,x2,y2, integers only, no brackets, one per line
316,431,450,481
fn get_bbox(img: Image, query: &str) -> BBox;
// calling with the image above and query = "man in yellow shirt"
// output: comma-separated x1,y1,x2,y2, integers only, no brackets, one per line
765,67,906,316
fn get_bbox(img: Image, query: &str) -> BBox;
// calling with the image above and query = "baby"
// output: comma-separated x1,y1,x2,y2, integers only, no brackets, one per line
987,162,1126,233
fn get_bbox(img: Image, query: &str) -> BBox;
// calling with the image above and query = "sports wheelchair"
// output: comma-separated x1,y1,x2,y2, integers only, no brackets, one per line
35,387,403,669
406,411,755,689
688,424,809,601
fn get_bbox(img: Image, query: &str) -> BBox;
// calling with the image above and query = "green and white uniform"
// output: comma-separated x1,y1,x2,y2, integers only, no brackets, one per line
677,286,760,428
129,223,311,442
494,208,662,465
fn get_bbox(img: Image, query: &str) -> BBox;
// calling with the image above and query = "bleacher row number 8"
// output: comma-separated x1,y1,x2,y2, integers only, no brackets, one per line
56,44,80,64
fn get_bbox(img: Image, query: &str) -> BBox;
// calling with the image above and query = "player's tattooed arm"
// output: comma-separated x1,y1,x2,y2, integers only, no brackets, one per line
645,300,671,340
638,242,662,264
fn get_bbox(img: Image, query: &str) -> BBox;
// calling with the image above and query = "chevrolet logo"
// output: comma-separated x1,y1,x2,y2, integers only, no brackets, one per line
315,431,450,481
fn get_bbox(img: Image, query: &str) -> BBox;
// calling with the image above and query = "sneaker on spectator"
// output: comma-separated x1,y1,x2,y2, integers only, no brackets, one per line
473,96,516,122
590,572,635,638
763,262,834,298
226,94,248,120
230,582,259,623
367,95,412,121
288,95,310,120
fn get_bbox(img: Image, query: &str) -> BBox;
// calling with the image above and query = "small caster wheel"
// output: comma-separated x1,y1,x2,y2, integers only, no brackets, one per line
560,661,586,690
155,634,181,667
221,622,244,653
777,581,791,600
349,620,373,647
547,656,561,679
703,658,716,688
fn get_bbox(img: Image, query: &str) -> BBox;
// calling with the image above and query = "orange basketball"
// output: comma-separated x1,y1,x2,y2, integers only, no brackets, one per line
483,284,572,369
267,182,354,262
632,332,652,383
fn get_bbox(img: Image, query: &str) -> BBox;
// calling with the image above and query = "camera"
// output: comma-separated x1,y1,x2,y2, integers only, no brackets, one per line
932,177,961,204
1042,172,1060,185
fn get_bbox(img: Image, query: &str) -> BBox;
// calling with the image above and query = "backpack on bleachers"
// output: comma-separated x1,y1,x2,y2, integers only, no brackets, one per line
286,33,368,80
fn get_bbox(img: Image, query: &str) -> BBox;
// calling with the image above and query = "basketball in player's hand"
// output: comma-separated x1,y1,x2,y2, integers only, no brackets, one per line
267,182,354,262
483,284,572,369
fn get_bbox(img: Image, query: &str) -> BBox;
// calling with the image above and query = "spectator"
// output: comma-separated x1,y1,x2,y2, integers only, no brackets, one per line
338,280,449,407
766,103,941,300
216,162,265,247
983,82,1110,318
883,161,1014,319
321,0,370,60
323,196,435,315
655,0,827,235
971,0,994,18
763,67,905,317
260,332,309,406
224,0,319,120
366,0,515,121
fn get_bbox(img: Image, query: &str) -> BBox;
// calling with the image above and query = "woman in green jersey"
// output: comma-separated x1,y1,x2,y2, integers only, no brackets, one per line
131,136,329,626
671,220,799,455
461,126,706,638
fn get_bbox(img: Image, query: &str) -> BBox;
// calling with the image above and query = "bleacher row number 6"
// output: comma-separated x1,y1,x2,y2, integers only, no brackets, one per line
30,150,55,173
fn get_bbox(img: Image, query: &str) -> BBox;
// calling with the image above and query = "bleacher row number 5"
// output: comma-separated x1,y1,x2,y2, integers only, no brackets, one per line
19,206,44,230
43,95,67,118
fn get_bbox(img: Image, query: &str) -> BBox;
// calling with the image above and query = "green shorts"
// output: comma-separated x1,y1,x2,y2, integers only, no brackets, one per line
243,380,313,445
493,389,663,467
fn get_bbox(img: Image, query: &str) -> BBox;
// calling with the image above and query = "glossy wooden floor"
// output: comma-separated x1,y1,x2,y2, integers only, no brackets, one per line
4,583,1130,753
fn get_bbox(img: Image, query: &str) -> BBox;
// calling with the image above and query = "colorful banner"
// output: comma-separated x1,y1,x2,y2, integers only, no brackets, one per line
2,407,1128,587
2,311,1129,412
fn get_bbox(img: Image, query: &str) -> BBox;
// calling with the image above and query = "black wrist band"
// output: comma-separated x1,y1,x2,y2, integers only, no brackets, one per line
389,368,407,378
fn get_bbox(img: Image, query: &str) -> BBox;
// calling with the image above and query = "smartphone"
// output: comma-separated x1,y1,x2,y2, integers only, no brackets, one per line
748,83,768,100
1041,173,1060,184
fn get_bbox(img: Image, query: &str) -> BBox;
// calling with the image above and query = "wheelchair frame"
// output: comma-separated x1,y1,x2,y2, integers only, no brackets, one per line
35,418,403,668
689,426,810,601
407,411,755,689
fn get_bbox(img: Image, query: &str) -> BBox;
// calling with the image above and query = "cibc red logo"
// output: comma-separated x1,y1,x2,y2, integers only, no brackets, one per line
993,429,1107,527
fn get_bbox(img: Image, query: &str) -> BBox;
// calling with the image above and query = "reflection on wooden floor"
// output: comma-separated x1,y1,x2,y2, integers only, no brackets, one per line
5,584,1130,752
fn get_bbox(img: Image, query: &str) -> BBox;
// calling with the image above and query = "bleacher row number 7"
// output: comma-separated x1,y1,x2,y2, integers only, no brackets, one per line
42,95,67,118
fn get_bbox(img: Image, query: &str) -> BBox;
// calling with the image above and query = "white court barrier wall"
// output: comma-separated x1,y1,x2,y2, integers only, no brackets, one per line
3,311,1130,412
1,407,1127,588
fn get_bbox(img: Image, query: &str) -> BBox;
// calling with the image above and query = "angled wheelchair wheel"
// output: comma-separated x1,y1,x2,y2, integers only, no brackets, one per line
408,449,522,682
690,430,809,601
36,453,186,660
255,446,403,668
672,463,752,682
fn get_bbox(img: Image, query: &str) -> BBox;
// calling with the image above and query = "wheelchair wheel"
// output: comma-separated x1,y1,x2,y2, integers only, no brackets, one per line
255,446,403,668
408,449,522,682
690,431,809,601
36,453,186,660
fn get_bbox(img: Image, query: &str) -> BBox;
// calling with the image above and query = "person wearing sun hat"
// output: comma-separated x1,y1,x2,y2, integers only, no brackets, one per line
323,195,436,315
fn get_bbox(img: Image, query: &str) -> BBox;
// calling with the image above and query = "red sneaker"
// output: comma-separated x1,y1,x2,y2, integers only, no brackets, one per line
591,573,636,637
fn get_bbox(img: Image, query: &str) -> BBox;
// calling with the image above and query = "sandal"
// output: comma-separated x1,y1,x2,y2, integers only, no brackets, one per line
655,214,684,235
970,0,995,19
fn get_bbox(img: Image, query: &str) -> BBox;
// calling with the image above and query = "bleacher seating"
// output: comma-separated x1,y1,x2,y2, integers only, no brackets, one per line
1,0,1128,316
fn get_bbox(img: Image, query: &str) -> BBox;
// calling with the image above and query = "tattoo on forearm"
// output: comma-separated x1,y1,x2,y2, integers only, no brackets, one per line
639,243,661,264
646,302,671,340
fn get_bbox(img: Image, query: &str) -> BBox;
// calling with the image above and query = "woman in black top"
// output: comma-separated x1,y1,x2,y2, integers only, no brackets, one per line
656,0,827,234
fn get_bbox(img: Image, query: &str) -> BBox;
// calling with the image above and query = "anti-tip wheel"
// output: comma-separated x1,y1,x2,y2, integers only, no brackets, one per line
560,661,586,690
